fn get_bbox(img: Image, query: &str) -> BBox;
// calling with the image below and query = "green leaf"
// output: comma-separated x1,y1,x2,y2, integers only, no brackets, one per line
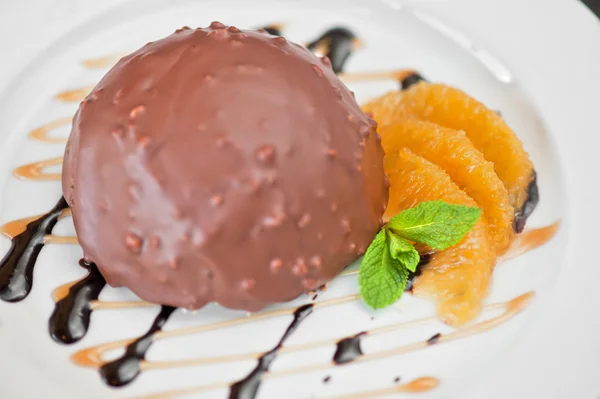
387,232,420,273
359,229,409,309
386,200,481,250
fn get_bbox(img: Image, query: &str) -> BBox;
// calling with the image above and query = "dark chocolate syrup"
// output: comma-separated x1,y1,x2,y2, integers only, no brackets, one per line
262,25,282,36
0,197,68,302
307,27,358,74
426,333,441,345
99,305,176,387
514,171,539,233
401,72,426,90
228,304,314,399
49,259,106,344
404,253,431,292
333,332,366,364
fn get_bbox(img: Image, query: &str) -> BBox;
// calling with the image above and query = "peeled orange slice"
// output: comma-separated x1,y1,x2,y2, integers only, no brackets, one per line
363,82,535,223
386,149,496,326
380,119,513,254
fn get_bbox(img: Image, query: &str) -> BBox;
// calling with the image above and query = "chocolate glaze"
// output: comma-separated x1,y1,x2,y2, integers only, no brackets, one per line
100,305,176,387
333,331,366,364
229,303,314,399
514,171,539,233
49,259,106,344
63,22,387,311
0,197,68,302
307,27,357,74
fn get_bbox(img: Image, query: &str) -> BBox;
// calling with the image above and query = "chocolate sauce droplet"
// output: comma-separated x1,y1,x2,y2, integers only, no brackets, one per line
333,332,366,364
405,252,432,292
99,305,176,387
0,197,68,302
49,259,106,344
427,332,442,345
401,72,426,90
513,170,539,233
228,304,314,399
307,27,358,74
262,25,282,37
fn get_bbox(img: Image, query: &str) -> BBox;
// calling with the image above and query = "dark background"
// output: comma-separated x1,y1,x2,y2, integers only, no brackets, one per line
583,0,600,17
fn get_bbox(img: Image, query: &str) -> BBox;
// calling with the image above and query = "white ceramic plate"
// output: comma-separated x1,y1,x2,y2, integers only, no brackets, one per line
1,0,597,398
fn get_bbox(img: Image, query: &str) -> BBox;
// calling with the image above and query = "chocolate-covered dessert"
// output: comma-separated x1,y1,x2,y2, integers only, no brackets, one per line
62,22,387,311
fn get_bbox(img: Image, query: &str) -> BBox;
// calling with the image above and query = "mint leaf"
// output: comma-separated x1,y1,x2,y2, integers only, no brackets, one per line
386,201,481,250
359,230,409,309
358,200,481,311
387,232,420,272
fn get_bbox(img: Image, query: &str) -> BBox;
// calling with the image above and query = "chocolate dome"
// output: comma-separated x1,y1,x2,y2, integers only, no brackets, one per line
62,23,387,311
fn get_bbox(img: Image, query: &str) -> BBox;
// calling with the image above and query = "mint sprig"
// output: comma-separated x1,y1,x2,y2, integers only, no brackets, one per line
359,201,481,310
358,230,409,309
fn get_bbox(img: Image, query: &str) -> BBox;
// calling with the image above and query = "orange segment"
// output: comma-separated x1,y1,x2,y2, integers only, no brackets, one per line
386,149,496,326
380,119,513,254
363,82,535,213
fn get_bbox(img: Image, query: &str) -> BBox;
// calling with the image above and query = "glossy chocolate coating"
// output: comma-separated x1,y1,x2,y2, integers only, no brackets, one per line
63,23,387,311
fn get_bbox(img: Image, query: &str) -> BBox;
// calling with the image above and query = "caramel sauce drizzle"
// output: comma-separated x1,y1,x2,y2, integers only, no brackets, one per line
128,292,531,399
1,215,44,239
28,117,71,143
1,208,74,245
501,221,561,262
319,377,439,399
13,156,63,181
89,299,154,310
52,279,76,302
140,300,502,372
82,267,360,312
338,69,417,83
43,235,78,245
81,53,126,69
55,85,94,103
72,294,361,368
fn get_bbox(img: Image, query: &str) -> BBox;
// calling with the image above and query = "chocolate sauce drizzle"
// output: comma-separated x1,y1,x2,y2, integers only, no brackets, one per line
0,197,68,302
401,72,426,90
426,333,441,345
228,304,314,399
514,171,539,233
262,25,282,37
100,305,176,387
333,332,366,364
405,253,431,292
307,27,357,74
49,259,106,344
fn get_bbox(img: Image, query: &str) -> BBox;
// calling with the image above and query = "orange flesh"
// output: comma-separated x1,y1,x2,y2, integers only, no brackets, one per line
379,119,514,255
363,82,534,211
386,149,496,326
